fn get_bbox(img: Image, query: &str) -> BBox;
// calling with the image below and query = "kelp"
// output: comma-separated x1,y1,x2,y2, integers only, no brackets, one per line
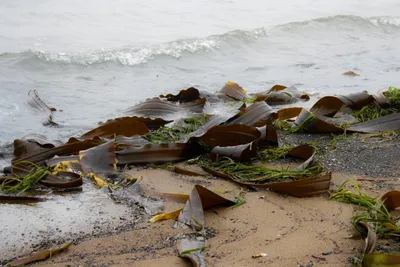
0,195,45,204
79,141,117,174
21,134,63,148
1,163,48,193
12,138,102,167
219,81,248,101
254,85,310,105
202,145,331,197
40,171,82,188
190,124,261,149
98,116,172,131
124,97,206,115
160,87,201,103
81,117,150,139
226,101,277,127
7,240,72,266
203,158,323,183
116,143,202,165
27,89,58,126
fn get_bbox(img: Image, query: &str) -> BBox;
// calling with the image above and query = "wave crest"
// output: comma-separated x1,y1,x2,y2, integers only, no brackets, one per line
2,15,399,66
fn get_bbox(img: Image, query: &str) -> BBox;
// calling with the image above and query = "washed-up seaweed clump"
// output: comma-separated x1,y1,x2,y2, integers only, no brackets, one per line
330,181,400,266
142,115,209,144
383,86,400,105
1,163,48,193
202,157,324,183
352,103,398,123
258,146,294,162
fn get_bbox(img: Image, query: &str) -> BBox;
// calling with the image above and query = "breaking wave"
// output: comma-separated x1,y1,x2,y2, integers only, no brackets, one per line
1,15,399,66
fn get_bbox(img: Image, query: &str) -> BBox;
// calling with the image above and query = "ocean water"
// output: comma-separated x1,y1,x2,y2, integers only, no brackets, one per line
1,0,400,145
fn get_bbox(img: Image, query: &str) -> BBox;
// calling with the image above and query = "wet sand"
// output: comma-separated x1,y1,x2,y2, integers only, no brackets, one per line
3,133,400,266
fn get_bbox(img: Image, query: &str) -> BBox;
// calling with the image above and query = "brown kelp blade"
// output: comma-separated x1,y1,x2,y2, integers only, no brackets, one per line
178,185,234,230
347,113,400,133
98,116,172,131
27,89,58,126
381,191,400,212
255,85,310,105
81,117,150,139
160,87,201,103
13,139,52,162
116,143,202,165
21,134,63,148
177,238,206,267
0,195,46,204
258,125,280,147
294,109,344,133
226,101,277,127
7,240,72,266
190,124,261,149
12,138,102,166
203,167,331,197
79,141,116,174
219,81,247,100
39,171,82,188
125,97,206,115
210,141,258,162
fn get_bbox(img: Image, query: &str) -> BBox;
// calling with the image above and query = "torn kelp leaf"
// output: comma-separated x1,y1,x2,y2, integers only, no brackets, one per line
226,101,277,127
177,238,206,267
21,134,63,148
190,124,261,149
178,185,234,230
160,87,201,103
12,139,102,167
258,125,280,148
116,143,202,165
381,190,400,212
27,89,58,126
347,113,400,133
81,117,150,139
13,139,52,162
7,240,72,266
124,97,206,115
219,81,247,101
210,141,258,162
255,85,310,105
79,141,116,174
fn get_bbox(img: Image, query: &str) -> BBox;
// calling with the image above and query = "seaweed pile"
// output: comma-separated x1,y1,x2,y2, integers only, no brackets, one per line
1,82,400,266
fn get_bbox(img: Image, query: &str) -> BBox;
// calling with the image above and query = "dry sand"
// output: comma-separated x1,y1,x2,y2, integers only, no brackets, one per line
33,167,400,267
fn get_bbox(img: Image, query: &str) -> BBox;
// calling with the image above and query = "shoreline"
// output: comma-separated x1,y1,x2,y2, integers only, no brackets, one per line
2,132,398,266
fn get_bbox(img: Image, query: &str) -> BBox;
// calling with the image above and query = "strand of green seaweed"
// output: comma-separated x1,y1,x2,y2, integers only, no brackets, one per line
202,157,324,183
143,115,209,144
383,86,400,105
330,180,400,238
352,103,398,123
258,146,293,162
1,162,49,193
